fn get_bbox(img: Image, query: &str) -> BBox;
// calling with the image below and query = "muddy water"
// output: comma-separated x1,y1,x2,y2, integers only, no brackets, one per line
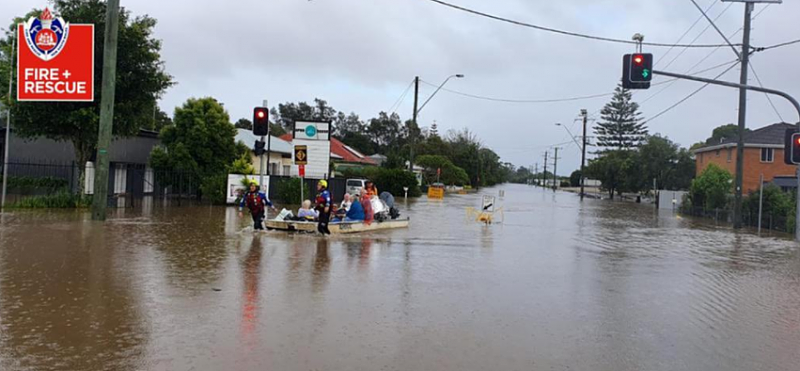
0,184,798,371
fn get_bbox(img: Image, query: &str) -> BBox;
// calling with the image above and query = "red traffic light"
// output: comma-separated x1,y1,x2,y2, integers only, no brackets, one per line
795,137,800,146
633,54,644,65
256,110,266,119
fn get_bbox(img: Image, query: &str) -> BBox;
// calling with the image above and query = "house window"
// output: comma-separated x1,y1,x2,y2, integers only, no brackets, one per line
283,165,290,176
716,149,720,157
726,148,732,162
761,148,774,163
270,163,278,175
699,153,703,164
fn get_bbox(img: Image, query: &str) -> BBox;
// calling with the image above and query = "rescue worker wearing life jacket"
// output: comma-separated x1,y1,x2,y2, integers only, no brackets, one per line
238,180,276,230
315,180,332,235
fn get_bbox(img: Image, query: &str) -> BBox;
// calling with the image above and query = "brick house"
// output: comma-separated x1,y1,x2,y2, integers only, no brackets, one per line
694,123,795,193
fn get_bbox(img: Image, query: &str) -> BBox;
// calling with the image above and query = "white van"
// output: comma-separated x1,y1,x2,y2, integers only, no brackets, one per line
346,178,366,196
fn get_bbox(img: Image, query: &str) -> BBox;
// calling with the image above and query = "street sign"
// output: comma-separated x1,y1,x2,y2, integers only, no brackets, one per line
17,9,94,101
299,164,305,177
294,145,308,165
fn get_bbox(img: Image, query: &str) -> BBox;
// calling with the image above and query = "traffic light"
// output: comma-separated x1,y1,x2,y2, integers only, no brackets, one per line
253,107,269,136
254,140,265,156
622,53,653,89
784,129,800,164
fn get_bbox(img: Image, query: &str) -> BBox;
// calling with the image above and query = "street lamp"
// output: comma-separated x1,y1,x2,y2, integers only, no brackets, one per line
417,74,465,115
554,123,582,151
410,74,464,171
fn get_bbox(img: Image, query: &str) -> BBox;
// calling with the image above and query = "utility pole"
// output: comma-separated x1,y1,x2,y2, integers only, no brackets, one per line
553,147,560,192
580,109,588,200
542,151,548,188
1,35,15,210
533,163,538,186
733,1,753,229
91,0,121,221
410,76,419,172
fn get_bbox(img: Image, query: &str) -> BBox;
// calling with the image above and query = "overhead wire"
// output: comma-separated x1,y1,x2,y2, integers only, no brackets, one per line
645,61,740,125
656,0,719,67
387,79,415,115
423,0,743,48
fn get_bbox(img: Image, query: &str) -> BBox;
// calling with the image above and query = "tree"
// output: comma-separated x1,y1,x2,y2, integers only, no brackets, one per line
367,112,402,154
415,155,469,186
594,84,647,150
705,123,750,145
149,97,237,200
569,170,582,187
585,150,636,199
689,164,732,211
272,98,336,132
1,1,173,189
234,118,252,130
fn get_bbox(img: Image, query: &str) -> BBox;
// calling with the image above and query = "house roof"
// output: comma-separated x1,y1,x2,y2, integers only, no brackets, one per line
236,129,292,154
279,134,375,164
771,176,797,189
695,123,794,153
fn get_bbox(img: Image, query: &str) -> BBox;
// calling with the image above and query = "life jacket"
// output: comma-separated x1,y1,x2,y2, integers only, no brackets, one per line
245,192,265,214
315,189,331,213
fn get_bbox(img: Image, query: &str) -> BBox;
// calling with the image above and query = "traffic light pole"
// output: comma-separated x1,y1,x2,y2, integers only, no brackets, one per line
580,110,588,201
651,69,800,240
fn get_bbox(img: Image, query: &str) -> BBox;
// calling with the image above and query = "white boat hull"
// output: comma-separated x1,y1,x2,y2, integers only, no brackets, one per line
264,218,410,234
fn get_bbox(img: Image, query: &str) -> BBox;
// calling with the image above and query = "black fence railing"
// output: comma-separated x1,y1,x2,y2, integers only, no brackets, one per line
680,206,792,234
0,160,199,207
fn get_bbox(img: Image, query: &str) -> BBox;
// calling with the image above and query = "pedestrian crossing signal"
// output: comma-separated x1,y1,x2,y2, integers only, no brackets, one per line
622,53,652,89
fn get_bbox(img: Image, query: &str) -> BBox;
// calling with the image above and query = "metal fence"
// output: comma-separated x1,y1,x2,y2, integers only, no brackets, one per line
680,206,791,234
1,160,199,207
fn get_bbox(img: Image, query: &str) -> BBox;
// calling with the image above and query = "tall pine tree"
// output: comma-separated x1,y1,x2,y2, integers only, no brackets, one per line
594,84,647,150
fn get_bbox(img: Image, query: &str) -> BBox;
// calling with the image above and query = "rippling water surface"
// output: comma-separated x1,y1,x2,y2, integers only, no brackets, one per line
1,184,798,371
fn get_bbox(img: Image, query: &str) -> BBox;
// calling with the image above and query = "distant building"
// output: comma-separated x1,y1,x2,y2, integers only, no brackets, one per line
693,122,795,193
235,129,295,176
278,134,375,176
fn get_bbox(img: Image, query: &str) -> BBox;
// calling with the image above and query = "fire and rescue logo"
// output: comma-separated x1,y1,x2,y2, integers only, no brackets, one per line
23,8,70,62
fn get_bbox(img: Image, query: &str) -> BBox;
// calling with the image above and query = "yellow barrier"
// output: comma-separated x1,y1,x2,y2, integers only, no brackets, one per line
428,186,445,199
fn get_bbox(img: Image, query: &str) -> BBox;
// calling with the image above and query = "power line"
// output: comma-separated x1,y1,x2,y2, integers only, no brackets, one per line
645,61,740,125
658,1,734,71
424,0,741,48
387,79,415,114
748,61,784,122
656,0,720,67
755,38,800,52
689,0,740,58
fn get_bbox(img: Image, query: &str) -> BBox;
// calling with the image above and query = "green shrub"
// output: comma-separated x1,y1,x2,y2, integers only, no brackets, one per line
2,176,69,190
200,173,228,205
743,184,795,232
11,192,91,208
689,164,732,211
275,177,313,205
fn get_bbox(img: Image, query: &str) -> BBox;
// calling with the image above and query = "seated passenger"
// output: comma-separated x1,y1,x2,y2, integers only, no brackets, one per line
297,200,319,221
344,197,365,222
365,181,378,198
340,193,353,212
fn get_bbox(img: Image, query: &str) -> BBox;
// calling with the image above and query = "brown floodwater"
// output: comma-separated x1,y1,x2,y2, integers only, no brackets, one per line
0,184,799,371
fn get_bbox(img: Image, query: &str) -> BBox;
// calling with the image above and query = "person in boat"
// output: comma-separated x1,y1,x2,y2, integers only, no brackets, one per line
315,180,332,235
365,181,378,198
340,193,353,212
238,180,276,230
297,200,318,221
359,188,374,225
343,195,365,222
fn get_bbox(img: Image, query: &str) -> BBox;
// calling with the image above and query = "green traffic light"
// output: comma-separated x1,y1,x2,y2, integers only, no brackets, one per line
642,69,650,79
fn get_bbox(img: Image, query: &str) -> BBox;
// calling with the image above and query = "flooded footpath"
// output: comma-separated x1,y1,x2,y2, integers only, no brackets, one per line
0,184,799,371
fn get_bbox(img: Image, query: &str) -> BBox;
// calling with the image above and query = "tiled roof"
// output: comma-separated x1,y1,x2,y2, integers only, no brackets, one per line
279,134,376,165
695,123,794,153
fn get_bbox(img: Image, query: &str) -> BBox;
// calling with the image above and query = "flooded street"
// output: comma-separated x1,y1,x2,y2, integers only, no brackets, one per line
1,184,799,371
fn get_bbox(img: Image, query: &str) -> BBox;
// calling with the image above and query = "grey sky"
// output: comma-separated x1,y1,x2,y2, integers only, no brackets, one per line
4,0,800,175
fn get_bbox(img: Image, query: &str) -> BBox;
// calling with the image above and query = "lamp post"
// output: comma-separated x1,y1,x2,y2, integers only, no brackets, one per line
410,74,464,171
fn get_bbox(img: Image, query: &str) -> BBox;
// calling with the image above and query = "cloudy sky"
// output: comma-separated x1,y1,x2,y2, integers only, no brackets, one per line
5,0,800,174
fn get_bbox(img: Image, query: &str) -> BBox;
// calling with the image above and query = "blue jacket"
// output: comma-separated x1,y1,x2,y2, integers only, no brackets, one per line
345,199,365,221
